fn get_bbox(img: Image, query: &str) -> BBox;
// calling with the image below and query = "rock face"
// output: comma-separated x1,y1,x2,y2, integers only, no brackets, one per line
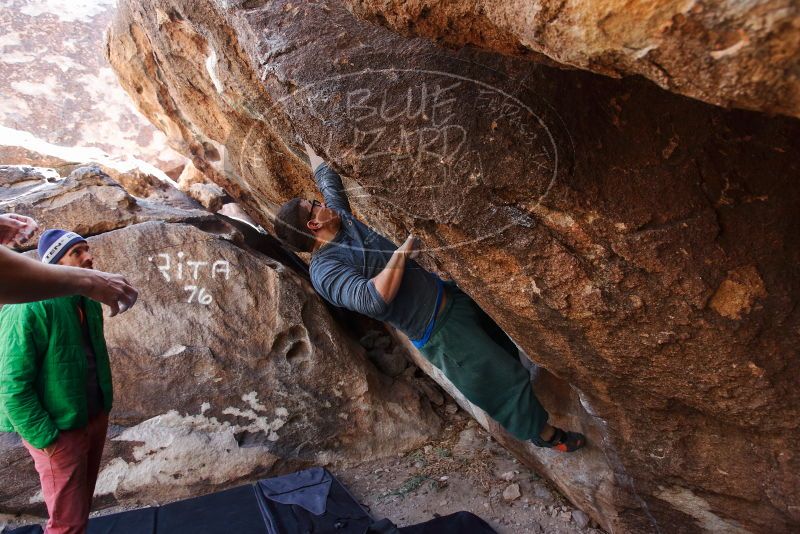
105,1,800,532
0,129,195,209
0,166,441,514
343,0,800,120
0,165,209,247
0,0,181,169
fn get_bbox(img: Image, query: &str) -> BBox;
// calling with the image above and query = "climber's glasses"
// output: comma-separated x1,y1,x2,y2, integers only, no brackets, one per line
308,199,323,219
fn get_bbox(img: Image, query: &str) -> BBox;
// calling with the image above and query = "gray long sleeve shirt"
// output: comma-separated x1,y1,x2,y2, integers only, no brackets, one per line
309,163,440,340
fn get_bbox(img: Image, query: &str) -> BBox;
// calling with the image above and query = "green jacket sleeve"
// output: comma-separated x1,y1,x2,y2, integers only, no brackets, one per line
0,302,59,449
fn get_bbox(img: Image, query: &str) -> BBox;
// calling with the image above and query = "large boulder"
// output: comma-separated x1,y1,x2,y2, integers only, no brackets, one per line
0,1,181,169
0,164,210,247
0,129,194,209
342,0,800,120
105,1,800,532
0,166,441,514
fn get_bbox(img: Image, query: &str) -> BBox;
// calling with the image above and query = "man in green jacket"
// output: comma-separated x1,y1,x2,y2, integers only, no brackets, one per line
0,229,113,534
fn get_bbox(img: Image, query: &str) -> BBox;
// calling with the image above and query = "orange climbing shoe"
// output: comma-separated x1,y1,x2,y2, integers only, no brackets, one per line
533,427,586,452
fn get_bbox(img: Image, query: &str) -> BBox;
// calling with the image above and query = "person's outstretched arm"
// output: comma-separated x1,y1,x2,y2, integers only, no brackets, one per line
0,246,138,315
305,143,352,213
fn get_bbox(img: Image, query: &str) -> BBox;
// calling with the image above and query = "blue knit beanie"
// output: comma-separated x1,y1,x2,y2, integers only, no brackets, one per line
37,229,86,264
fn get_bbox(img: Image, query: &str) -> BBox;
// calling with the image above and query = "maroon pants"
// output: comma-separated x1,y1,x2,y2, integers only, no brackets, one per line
22,412,109,534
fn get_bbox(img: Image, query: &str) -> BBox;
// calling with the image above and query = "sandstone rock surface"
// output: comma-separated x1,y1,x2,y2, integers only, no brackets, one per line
0,1,181,169
344,0,800,119
0,165,209,246
0,129,195,209
0,166,441,515
105,1,800,532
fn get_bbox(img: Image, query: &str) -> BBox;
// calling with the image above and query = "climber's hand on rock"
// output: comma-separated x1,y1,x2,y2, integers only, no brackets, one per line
304,142,325,172
401,234,420,260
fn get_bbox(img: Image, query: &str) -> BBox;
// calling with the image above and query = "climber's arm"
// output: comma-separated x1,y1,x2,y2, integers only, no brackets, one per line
306,143,352,213
370,234,418,305
310,235,418,314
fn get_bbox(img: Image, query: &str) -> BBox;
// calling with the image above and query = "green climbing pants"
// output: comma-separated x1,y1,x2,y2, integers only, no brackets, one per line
418,284,549,441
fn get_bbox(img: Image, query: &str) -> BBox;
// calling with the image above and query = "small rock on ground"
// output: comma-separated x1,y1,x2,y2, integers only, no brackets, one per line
503,483,521,502
573,510,590,529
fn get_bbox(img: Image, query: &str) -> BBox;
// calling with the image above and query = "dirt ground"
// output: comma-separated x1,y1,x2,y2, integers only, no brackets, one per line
1,406,604,534
336,407,604,533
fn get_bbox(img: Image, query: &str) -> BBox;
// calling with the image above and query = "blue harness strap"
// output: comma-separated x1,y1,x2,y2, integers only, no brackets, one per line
411,277,445,349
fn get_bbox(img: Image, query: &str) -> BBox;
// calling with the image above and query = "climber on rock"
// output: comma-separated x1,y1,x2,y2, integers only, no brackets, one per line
274,144,586,453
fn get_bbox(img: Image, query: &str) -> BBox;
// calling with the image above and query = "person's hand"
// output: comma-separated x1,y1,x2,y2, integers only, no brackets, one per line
400,234,420,260
81,270,139,316
304,142,325,172
0,214,38,246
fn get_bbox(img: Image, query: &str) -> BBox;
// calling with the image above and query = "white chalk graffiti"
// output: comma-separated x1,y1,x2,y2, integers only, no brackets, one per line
239,66,562,251
346,81,459,125
343,82,467,164
148,252,232,305
184,285,213,305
